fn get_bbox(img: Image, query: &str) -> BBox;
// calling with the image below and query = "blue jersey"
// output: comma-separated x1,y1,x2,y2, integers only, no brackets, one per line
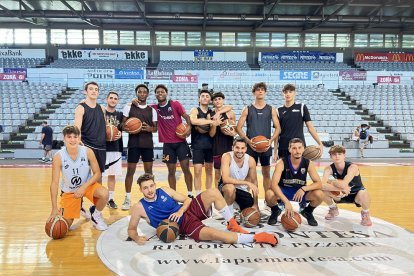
140,188,183,228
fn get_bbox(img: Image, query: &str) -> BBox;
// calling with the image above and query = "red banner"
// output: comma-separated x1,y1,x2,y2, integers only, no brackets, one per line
377,76,400,84
171,75,198,83
0,73,26,81
355,52,414,62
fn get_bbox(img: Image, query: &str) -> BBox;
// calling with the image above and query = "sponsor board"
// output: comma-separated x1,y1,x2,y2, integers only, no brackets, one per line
114,69,145,79
312,71,340,80
97,206,414,276
377,76,400,84
261,51,336,62
0,73,26,81
85,69,115,79
172,75,198,83
280,70,312,80
194,50,213,61
339,70,367,81
146,69,173,80
3,68,27,75
0,49,45,59
355,52,414,63
58,49,148,60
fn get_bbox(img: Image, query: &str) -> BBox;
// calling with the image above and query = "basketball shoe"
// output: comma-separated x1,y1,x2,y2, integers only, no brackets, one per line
300,209,318,226
80,206,91,219
227,217,248,234
254,232,278,246
361,211,372,226
90,206,108,231
268,206,281,225
122,196,131,210
325,206,339,220
107,199,118,209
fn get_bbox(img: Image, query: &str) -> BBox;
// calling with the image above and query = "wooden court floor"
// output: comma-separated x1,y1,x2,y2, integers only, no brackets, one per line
0,160,413,275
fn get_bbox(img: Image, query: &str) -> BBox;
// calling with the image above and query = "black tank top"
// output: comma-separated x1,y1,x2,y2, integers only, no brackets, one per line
211,111,233,156
246,104,272,156
279,157,310,188
330,161,364,194
128,104,154,148
80,103,106,150
191,107,213,150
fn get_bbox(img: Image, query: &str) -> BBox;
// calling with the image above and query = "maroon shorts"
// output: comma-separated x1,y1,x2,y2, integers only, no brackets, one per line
213,155,222,170
179,194,211,242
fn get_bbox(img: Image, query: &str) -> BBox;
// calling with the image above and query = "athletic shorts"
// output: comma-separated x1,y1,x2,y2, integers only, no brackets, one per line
335,188,365,207
127,147,154,163
179,194,211,242
251,155,271,167
280,186,308,205
162,142,192,164
213,155,222,170
103,151,122,176
192,149,213,164
359,139,369,149
43,144,52,151
90,148,106,173
218,181,254,211
60,182,101,219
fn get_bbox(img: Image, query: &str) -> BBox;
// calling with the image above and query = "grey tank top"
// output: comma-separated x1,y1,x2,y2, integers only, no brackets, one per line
58,146,91,193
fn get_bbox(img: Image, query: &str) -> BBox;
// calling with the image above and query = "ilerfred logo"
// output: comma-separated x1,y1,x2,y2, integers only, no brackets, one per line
280,71,312,80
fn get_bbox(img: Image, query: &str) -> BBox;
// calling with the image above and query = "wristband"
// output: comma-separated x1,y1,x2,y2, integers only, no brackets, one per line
300,187,306,192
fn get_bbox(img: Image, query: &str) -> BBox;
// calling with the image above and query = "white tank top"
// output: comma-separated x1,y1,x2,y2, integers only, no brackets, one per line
229,152,250,192
58,146,91,193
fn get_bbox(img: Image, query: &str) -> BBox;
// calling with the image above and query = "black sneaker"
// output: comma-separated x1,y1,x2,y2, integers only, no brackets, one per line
188,194,194,199
268,206,281,225
107,199,118,209
300,210,318,226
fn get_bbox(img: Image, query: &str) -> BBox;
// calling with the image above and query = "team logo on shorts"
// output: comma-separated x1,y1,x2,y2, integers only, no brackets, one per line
162,155,170,162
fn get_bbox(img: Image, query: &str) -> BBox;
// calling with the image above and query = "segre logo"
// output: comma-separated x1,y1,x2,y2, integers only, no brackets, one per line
281,71,311,80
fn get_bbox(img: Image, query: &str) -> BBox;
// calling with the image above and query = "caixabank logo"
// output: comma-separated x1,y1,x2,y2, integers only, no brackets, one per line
97,206,414,276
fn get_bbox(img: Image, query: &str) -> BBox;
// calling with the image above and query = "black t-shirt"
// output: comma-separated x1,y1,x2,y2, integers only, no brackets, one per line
277,103,311,149
211,111,233,156
41,125,53,145
330,161,365,194
105,110,123,152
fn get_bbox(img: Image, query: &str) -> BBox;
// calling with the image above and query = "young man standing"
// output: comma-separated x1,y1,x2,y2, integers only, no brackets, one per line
277,83,323,159
209,92,237,186
48,125,109,231
236,82,280,192
150,84,193,196
322,145,372,226
220,138,259,214
358,124,370,158
127,173,277,246
103,91,123,209
265,138,324,226
39,121,53,163
122,84,158,210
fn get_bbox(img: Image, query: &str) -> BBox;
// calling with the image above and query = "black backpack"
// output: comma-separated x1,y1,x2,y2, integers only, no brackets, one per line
359,129,367,140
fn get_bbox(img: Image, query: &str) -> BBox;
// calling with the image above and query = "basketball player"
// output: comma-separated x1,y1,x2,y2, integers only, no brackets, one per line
122,84,158,210
48,125,109,231
150,84,193,196
236,82,280,192
220,138,259,214
276,83,323,159
103,91,123,209
209,92,237,186
266,138,323,226
322,145,372,226
39,120,53,163
127,173,277,246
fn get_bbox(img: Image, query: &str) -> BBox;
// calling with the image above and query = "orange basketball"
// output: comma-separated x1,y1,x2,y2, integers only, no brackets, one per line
251,135,270,153
240,207,260,228
124,117,142,134
45,215,69,239
220,119,236,135
156,219,179,243
281,212,302,232
175,123,190,139
105,125,120,141
303,145,321,161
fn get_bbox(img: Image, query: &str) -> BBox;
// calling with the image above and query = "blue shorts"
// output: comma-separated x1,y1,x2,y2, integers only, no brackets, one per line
280,186,308,205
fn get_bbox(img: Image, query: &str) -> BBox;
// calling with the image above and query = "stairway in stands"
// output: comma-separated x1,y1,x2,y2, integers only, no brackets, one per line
1,88,76,149
331,89,411,149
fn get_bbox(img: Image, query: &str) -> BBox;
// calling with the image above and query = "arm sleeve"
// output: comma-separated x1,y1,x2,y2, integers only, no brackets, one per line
303,104,311,122
151,107,158,122
173,100,186,116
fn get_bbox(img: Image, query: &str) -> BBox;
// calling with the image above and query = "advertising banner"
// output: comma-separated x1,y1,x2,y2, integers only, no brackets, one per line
194,50,213,61
114,69,145,79
377,76,400,84
280,71,312,80
85,69,115,79
3,68,27,74
0,73,26,81
0,49,45,59
339,70,367,81
261,51,336,62
146,69,173,80
355,52,414,63
58,49,148,60
172,75,198,83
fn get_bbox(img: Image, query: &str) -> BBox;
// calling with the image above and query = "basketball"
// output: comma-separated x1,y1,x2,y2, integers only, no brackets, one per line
281,212,302,232
124,117,142,134
105,125,119,141
251,135,270,152
303,145,321,161
240,207,260,228
45,215,69,239
220,119,236,135
175,123,190,139
156,219,179,243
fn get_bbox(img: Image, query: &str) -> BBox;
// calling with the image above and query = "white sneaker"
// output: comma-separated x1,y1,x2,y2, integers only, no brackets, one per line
122,197,131,210
90,206,108,231
80,207,91,219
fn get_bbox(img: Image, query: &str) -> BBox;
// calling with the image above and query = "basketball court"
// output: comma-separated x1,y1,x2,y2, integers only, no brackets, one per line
1,158,413,275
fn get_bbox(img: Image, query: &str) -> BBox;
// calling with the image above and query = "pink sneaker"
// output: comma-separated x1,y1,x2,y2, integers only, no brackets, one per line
361,211,372,226
325,206,339,220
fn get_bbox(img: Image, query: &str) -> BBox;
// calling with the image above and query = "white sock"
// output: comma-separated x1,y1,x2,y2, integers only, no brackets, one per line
227,204,234,215
109,191,114,200
126,193,131,200
329,204,337,209
362,209,369,213
196,190,201,196
188,191,193,197
237,233,254,244
218,206,233,222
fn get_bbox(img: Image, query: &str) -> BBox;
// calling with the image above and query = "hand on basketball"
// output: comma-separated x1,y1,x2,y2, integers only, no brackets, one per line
169,211,183,222
48,208,60,223
285,202,294,217
113,131,122,140
141,122,151,132
293,188,305,202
